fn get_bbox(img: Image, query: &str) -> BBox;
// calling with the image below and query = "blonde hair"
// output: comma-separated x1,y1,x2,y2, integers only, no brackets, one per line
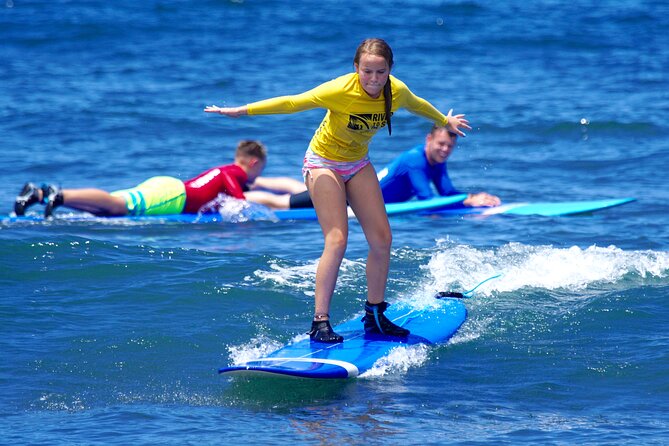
235,140,267,163
354,38,394,135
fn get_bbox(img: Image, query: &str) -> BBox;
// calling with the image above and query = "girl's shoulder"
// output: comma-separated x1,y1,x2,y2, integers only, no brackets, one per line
310,72,357,94
322,72,357,86
389,74,411,95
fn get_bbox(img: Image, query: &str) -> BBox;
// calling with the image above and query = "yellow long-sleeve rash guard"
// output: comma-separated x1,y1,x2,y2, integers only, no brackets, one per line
246,73,449,162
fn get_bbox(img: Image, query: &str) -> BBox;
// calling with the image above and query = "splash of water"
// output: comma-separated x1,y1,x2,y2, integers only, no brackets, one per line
197,193,278,223
426,241,669,296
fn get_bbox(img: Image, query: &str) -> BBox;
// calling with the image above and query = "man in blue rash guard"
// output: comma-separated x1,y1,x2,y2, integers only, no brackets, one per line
377,124,500,206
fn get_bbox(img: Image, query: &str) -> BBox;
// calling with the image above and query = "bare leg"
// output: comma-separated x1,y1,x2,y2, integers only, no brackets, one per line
306,168,348,319
243,190,292,209
345,164,392,305
250,176,308,194
62,189,128,216
347,164,408,337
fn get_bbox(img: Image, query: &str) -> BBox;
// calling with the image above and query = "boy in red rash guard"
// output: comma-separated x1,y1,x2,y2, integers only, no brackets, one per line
182,164,249,213
14,140,267,218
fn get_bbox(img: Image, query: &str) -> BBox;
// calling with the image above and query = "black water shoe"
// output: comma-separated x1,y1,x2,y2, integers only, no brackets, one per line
309,320,344,343
43,184,64,218
14,183,42,216
362,301,410,337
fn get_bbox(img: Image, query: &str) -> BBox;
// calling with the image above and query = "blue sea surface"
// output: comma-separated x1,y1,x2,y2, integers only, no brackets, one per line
2,1,669,444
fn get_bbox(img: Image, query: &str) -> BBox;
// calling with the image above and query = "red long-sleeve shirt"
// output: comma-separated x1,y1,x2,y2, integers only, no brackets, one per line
182,164,247,214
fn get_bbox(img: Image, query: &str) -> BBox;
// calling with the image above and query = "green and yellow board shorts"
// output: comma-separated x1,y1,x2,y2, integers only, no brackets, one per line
111,176,186,216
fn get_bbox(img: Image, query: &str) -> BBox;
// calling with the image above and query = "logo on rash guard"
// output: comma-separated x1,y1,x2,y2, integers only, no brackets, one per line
347,113,390,131
189,168,220,188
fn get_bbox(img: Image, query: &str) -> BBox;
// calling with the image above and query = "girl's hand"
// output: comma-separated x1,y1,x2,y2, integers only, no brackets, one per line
446,108,472,137
204,105,247,117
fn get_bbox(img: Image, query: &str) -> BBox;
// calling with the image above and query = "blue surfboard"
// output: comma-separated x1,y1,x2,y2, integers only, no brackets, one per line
426,197,635,217
2,194,468,224
218,297,467,379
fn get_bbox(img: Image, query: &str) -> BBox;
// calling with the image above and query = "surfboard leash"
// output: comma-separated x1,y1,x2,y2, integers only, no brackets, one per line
393,274,503,328
435,273,502,299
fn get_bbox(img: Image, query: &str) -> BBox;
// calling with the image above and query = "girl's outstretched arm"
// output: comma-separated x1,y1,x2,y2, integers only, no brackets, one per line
401,86,472,137
204,105,248,117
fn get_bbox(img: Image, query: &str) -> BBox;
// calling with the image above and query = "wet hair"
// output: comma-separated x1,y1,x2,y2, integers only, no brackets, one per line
354,38,394,135
430,124,458,138
235,140,267,162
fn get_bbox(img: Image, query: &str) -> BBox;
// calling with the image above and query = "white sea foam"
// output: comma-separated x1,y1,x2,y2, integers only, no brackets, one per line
251,258,366,296
226,335,284,365
425,241,669,296
250,242,669,303
249,259,317,293
199,193,277,223
449,316,496,345
359,344,431,378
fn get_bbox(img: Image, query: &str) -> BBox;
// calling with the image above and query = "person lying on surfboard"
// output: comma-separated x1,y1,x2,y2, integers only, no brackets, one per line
205,38,471,343
245,125,499,210
13,140,268,218
378,124,500,206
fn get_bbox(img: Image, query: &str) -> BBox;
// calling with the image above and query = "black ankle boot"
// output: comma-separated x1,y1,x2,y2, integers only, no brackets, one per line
362,301,410,337
43,184,64,218
308,319,344,343
14,183,42,216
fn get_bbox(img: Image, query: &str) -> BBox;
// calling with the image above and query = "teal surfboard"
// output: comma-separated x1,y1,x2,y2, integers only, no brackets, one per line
428,197,635,217
219,297,467,379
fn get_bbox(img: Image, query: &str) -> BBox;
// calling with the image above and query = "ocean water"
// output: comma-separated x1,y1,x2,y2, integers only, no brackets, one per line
2,0,669,444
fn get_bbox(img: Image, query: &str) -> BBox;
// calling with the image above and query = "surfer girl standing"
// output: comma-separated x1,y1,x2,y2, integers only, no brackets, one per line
205,38,470,343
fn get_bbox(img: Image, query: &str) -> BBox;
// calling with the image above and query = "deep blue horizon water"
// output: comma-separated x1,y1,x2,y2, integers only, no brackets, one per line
2,1,669,444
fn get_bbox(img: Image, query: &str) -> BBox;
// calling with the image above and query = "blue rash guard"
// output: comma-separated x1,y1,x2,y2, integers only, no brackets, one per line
377,144,462,203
